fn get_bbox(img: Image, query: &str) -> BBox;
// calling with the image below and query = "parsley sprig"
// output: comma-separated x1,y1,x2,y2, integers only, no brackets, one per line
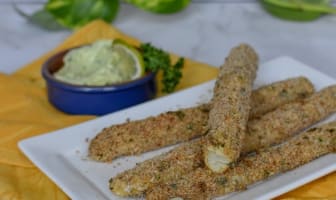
140,43,184,93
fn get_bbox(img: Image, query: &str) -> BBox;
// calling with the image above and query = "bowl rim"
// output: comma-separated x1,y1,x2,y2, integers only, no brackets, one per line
42,47,156,93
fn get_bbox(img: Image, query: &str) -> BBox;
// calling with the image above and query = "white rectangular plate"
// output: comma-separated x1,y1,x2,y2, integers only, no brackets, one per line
19,57,336,200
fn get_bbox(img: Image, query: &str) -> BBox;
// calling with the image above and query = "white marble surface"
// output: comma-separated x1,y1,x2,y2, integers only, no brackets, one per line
1,1,336,78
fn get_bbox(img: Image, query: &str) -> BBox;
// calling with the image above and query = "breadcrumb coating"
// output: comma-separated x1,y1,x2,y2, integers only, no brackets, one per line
89,77,313,162
146,121,336,200
205,44,259,172
109,85,336,197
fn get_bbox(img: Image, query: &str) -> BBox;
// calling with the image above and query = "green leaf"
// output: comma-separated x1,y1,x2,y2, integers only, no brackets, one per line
162,57,184,93
126,0,190,14
45,0,119,29
14,5,65,31
261,0,336,21
140,43,184,93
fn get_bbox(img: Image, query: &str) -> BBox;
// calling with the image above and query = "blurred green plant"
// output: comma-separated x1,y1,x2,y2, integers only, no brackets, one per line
125,0,190,14
46,0,119,29
14,5,65,30
15,0,190,30
261,0,336,21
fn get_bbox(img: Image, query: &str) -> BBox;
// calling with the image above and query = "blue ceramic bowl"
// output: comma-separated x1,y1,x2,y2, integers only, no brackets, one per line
42,48,157,115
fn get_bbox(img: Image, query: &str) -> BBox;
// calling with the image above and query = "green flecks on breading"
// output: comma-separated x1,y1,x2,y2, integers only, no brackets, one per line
166,125,171,131
237,75,244,81
170,183,178,190
215,177,228,186
263,170,270,178
327,128,335,133
240,87,247,94
299,92,309,98
186,123,193,130
228,162,237,168
175,111,186,120
308,127,318,132
157,161,170,172
200,106,211,113
280,89,288,97
280,160,287,169
155,174,161,180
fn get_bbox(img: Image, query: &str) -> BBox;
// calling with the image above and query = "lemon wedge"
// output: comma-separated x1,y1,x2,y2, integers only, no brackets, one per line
113,39,145,80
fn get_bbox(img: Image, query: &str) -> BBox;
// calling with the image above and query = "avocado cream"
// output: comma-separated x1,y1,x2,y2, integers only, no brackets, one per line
54,40,139,86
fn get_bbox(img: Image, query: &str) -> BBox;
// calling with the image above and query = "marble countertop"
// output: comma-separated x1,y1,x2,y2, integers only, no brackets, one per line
1,1,336,78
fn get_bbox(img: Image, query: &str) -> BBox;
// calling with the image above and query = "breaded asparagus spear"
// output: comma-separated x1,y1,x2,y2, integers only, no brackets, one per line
89,77,314,162
146,121,336,200
205,44,258,173
245,85,336,151
89,105,210,162
109,85,336,197
250,77,313,118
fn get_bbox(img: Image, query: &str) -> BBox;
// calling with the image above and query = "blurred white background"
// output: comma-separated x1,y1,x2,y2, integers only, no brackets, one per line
1,0,336,77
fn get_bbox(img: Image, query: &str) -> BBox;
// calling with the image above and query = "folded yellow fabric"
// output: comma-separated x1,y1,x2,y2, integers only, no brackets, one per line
0,20,334,199
0,73,93,199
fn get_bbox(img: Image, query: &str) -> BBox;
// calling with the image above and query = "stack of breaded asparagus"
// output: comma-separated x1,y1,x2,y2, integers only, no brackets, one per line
89,44,336,200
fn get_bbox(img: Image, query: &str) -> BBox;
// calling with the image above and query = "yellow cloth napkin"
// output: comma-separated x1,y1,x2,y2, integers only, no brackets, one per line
0,20,334,199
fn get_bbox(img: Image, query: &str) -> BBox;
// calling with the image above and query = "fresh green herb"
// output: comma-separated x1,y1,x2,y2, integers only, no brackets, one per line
45,0,119,29
163,58,184,93
140,43,184,93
